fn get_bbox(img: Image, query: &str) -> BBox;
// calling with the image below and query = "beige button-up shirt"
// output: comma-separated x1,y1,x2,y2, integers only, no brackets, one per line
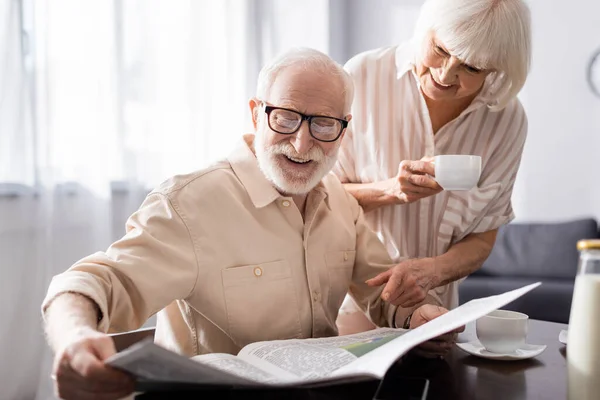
43,135,436,356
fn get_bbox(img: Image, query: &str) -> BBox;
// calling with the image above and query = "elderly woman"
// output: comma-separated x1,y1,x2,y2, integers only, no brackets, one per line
335,0,531,333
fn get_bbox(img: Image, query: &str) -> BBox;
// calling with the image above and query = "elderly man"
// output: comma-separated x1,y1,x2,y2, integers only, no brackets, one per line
42,48,455,400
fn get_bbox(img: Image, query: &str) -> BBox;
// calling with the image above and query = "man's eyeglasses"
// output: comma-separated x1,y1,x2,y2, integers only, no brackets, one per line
262,104,348,143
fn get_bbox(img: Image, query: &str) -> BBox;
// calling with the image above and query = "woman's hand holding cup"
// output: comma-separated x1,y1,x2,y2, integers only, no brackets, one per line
389,157,442,204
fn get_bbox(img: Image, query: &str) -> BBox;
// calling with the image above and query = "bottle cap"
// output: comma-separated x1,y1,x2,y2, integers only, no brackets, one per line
577,239,600,251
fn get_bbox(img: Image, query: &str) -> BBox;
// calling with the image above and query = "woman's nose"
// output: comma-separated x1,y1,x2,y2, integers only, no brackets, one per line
439,58,460,83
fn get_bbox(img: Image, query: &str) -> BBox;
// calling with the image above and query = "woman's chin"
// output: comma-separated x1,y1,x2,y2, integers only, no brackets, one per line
422,86,457,102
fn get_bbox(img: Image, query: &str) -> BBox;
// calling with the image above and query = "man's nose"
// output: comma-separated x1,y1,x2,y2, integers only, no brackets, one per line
290,121,314,155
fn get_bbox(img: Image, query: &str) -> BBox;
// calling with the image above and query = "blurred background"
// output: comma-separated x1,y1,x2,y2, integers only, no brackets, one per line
1,0,599,398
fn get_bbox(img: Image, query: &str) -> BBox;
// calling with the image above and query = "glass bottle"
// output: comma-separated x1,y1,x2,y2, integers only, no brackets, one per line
567,239,600,400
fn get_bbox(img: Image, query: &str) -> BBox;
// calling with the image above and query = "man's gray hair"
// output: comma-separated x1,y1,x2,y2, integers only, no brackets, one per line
256,48,354,115
413,0,531,111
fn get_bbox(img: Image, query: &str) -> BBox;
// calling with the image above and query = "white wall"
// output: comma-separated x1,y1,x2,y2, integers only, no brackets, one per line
343,0,422,58
338,0,600,222
513,0,600,222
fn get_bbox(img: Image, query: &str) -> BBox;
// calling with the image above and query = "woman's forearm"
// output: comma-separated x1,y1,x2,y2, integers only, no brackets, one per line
343,180,400,212
434,229,498,286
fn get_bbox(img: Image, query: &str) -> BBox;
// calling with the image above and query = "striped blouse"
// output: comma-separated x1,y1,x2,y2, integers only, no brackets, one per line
333,43,528,309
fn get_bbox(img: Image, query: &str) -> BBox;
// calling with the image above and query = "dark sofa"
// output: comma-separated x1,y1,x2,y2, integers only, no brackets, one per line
459,218,600,323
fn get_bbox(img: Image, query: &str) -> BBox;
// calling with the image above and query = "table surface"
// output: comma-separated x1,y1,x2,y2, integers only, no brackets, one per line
400,319,568,400
136,319,568,400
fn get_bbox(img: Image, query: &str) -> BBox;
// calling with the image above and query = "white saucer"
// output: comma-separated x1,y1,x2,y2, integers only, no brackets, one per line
456,340,547,361
559,330,568,345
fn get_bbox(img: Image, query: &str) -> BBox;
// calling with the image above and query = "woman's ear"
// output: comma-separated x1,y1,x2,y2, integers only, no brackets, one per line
249,98,261,130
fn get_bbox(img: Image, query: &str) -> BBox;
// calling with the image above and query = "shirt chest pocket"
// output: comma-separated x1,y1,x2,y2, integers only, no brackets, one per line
221,260,302,348
325,250,356,312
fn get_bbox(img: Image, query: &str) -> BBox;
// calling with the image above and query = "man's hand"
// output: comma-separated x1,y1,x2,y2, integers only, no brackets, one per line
410,305,464,358
52,327,134,400
386,157,442,205
366,258,439,308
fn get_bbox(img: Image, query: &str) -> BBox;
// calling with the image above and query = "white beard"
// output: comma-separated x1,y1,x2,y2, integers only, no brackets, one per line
254,132,339,195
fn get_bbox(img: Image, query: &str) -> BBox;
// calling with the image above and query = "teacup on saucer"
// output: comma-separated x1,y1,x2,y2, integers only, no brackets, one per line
457,340,546,361
476,310,528,354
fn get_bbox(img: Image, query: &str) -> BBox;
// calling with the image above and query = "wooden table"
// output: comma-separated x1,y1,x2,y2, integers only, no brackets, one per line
137,319,568,400
396,319,568,400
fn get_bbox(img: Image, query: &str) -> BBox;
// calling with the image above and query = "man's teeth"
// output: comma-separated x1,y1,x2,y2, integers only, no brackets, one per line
286,155,311,164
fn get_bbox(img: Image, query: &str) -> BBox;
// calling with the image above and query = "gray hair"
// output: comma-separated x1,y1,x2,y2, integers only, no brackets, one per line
256,48,354,115
413,0,532,110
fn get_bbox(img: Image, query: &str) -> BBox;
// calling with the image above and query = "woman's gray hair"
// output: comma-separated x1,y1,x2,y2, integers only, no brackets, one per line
256,48,354,115
413,0,531,110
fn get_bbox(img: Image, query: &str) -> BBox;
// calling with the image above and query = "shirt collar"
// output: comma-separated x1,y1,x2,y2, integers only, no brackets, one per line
227,134,330,209
310,179,331,211
395,41,418,79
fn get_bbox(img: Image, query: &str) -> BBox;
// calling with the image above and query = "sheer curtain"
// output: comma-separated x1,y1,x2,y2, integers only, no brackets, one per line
1,1,331,399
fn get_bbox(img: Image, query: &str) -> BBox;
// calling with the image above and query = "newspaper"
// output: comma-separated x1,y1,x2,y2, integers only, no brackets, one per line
107,282,541,388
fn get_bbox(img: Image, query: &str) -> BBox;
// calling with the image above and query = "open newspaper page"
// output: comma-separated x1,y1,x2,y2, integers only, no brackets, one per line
235,328,406,381
106,341,254,386
107,283,541,388
332,282,542,380
190,353,281,383
107,328,406,386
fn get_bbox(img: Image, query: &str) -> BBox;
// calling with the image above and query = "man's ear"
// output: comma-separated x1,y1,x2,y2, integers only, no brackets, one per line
249,98,261,130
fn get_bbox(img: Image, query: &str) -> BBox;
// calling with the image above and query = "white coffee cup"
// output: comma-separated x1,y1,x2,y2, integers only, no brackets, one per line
476,310,529,354
434,155,481,190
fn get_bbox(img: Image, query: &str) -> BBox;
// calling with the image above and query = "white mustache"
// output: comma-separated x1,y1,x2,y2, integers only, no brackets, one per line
269,142,325,163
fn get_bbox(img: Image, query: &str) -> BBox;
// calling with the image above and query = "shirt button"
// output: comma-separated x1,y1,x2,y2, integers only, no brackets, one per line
343,252,349,261
253,267,263,277
282,200,291,207
312,290,320,302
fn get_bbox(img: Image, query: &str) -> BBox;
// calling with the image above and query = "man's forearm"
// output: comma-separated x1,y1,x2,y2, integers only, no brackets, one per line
343,181,398,213
44,292,101,352
434,229,498,287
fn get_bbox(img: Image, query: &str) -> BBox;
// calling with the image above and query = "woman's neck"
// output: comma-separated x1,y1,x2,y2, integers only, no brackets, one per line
423,91,478,135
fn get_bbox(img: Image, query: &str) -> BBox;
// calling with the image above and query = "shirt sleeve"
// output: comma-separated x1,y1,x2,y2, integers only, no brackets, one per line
41,192,199,333
472,102,528,233
344,190,442,327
